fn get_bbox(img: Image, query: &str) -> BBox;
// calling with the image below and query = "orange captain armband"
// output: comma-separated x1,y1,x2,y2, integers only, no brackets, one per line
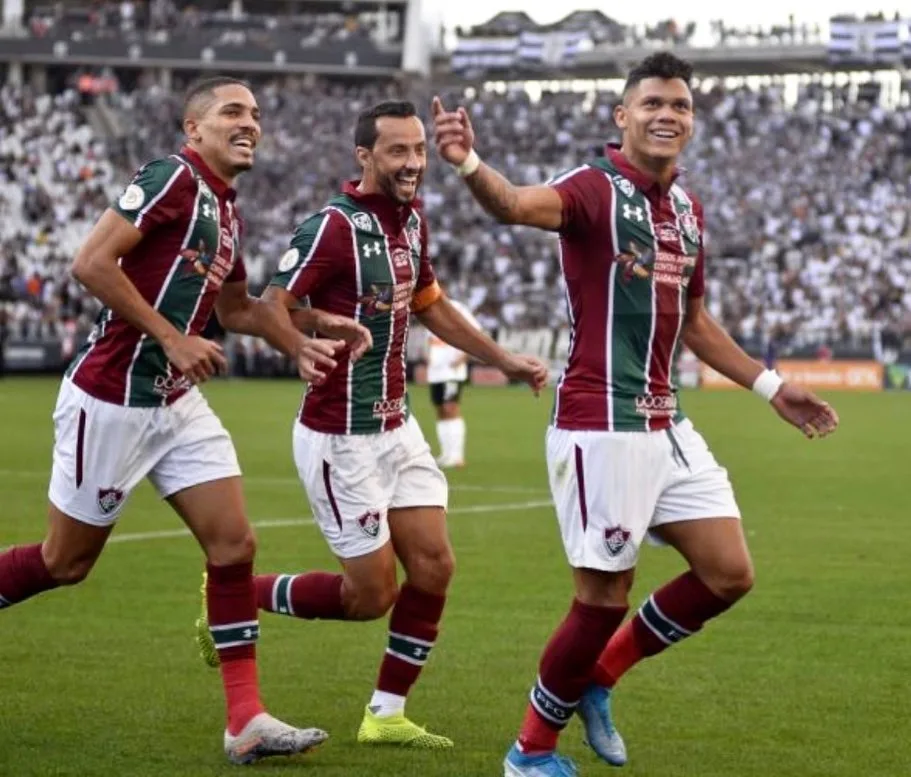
410,280,442,313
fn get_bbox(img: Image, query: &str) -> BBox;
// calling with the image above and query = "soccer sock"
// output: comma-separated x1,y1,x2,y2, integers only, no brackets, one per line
207,561,266,736
451,417,466,462
435,419,457,461
593,571,732,688
0,544,59,608
255,572,346,619
372,583,446,717
518,600,626,755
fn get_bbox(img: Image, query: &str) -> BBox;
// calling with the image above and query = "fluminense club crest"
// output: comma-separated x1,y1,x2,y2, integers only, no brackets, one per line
357,510,382,538
679,212,700,244
98,488,125,515
603,526,631,557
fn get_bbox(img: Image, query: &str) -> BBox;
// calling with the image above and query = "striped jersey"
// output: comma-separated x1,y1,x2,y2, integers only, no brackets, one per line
550,145,705,432
271,181,441,435
67,147,246,407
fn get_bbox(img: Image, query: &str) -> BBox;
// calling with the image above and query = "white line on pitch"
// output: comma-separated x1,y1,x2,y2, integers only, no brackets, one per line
105,499,553,545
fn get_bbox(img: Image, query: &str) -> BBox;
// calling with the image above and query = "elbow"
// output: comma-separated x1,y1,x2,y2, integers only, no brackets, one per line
70,252,99,287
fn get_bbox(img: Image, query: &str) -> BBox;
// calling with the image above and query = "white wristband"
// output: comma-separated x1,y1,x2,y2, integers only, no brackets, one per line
456,149,480,178
752,369,784,402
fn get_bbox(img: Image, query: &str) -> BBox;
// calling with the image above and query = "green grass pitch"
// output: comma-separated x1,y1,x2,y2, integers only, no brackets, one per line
1,376,908,776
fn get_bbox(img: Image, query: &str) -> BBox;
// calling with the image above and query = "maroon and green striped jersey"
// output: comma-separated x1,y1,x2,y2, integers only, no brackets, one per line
67,147,247,407
549,145,705,432
270,181,441,435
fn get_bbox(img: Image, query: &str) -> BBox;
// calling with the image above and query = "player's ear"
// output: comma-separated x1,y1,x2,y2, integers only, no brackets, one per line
183,117,201,144
355,146,371,171
613,103,627,131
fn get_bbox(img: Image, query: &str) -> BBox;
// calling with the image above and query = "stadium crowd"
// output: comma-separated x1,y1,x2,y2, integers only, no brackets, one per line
1,76,910,357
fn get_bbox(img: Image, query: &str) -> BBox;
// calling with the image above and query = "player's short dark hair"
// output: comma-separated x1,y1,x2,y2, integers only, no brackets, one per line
354,101,418,149
623,52,693,96
182,76,251,120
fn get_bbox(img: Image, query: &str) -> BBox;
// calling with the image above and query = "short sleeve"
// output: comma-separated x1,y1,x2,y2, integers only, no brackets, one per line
549,166,610,235
270,210,346,301
112,159,191,234
410,217,442,313
688,200,706,299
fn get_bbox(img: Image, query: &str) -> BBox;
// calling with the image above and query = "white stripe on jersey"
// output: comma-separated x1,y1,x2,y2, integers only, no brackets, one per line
603,173,618,431
667,187,693,392
641,196,659,432
134,161,187,230
546,164,590,187
287,210,332,291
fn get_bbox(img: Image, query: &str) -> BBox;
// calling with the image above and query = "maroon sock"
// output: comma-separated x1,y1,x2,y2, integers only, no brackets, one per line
594,571,732,687
206,561,265,735
0,544,59,608
518,599,627,754
375,583,446,698
255,572,346,620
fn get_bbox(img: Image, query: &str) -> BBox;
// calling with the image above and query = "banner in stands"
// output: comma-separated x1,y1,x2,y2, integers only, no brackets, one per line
1,339,67,373
828,17,907,64
701,360,884,391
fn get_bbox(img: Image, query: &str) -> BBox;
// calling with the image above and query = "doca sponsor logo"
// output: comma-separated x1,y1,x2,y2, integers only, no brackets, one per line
634,393,678,417
153,373,193,397
372,397,405,419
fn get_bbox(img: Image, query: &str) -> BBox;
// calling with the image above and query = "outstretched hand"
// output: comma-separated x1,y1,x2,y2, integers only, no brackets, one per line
770,383,839,439
295,336,344,385
431,96,475,167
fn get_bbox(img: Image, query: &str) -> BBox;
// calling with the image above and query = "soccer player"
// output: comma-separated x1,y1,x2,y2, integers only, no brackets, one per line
196,100,549,749
0,76,371,765
432,52,840,776
425,297,482,468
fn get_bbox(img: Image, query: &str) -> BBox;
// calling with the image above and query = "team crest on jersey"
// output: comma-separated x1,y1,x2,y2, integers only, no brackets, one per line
356,510,382,538
406,227,421,256
603,526,631,557
98,488,125,515
679,212,700,244
612,175,636,198
180,239,214,277
352,212,374,232
358,283,394,316
616,242,655,283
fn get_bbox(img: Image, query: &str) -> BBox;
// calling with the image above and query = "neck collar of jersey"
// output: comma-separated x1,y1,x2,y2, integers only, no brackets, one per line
605,143,680,195
180,146,237,201
343,180,420,225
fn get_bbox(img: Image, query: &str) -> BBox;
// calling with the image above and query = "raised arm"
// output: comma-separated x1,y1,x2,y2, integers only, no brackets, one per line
431,97,564,231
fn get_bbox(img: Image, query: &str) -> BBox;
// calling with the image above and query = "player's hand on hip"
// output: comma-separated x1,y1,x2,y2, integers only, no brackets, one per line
295,335,343,385
164,334,228,385
314,312,373,362
500,353,550,397
770,383,840,439
431,96,475,166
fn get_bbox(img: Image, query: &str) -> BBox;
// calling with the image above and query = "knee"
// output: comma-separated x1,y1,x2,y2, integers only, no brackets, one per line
343,580,399,621
206,527,257,567
707,561,755,603
41,546,94,586
406,546,456,595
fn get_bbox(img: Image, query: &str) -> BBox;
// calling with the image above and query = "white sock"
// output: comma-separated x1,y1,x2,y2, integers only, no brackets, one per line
451,417,466,462
436,418,459,461
368,689,406,718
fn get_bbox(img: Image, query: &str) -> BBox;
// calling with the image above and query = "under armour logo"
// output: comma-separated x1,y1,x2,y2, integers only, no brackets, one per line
242,628,254,639
364,241,382,258
623,204,644,223
201,202,214,219
414,646,428,659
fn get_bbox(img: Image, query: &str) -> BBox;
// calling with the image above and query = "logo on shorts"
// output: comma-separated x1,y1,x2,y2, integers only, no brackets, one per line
98,488,125,515
357,510,381,539
603,526,631,557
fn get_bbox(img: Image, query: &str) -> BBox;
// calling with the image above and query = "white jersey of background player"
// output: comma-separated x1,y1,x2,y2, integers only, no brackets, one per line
425,299,481,468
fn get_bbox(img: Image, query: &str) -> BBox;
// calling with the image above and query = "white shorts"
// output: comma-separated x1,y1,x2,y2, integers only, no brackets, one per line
547,418,740,572
294,414,448,559
49,379,241,527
